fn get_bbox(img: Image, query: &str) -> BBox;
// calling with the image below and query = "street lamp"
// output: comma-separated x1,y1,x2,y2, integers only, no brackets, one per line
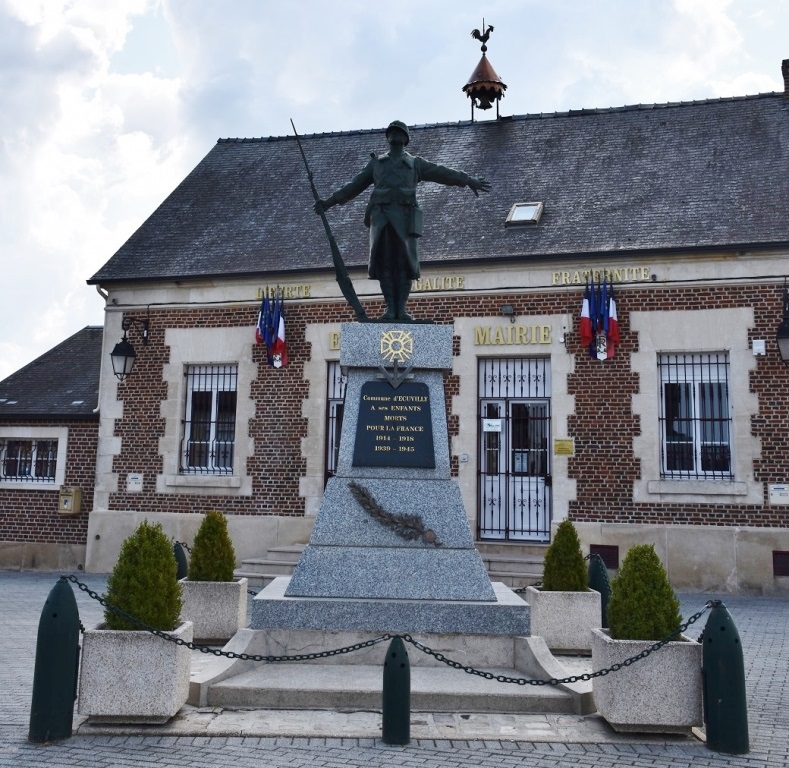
110,316,149,382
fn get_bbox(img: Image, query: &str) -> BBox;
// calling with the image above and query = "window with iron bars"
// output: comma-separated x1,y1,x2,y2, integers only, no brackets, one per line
180,364,238,475
0,439,58,483
324,361,346,485
658,352,732,480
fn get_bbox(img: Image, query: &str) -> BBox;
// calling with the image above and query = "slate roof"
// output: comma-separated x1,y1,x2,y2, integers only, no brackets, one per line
0,327,102,420
89,93,789,285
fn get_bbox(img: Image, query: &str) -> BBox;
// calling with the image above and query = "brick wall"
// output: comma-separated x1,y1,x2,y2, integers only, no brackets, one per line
567,283,788,527
103,281,788,529
0,419,97,544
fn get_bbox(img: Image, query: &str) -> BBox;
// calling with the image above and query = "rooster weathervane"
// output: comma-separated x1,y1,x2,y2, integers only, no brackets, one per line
470,19,494,52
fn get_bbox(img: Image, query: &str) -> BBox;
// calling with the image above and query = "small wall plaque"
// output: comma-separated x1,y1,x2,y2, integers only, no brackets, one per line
553,438,575,456
126,473,144,493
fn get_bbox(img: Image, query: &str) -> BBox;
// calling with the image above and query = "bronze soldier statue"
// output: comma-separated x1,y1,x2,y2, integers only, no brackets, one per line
315,120,490,322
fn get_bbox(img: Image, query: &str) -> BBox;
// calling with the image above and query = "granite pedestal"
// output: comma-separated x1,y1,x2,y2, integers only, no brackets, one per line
204,324,541,713
252,322,529,635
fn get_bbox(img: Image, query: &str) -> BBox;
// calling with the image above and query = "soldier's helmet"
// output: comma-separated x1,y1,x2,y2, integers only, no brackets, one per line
385,120,410,145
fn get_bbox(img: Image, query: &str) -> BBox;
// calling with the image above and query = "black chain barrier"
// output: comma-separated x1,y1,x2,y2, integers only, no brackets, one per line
63,575,390,663
63,574,712,687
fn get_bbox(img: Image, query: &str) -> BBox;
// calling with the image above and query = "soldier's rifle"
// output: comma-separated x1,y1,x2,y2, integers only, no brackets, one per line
291,120,368,322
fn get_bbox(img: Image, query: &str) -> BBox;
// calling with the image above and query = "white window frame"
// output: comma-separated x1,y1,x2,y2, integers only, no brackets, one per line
180,364,238,475
658,352,733,481
0,426,68,489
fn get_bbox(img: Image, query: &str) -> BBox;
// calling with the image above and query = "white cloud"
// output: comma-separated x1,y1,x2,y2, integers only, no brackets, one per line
1,0,787,382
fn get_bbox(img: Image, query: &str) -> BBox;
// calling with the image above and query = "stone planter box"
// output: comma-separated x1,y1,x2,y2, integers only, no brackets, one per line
526,585,601,653
591,627,703,733
78,621,193,723
180,577,248,643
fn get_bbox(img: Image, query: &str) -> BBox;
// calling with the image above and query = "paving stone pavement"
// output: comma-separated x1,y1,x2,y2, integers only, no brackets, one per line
1,570,787,767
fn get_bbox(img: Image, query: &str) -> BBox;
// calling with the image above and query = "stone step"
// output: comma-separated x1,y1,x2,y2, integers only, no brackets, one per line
234,572,282,591
236,558,298,576
481,556,545,573
488,573,542,590
475,542,550,557
236,547,306,588
207,663,579,714
265,545,306,563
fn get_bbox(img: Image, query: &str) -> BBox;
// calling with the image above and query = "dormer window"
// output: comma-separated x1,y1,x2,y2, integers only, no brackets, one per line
505,202,544,226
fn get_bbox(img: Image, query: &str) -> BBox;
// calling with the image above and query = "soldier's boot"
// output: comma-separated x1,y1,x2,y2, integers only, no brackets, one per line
378,278,398,321
395,276,414,322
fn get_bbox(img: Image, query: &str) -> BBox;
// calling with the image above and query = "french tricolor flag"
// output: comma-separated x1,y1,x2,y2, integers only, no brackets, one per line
270,297,289,368
606,280,620,358
579,281,593,350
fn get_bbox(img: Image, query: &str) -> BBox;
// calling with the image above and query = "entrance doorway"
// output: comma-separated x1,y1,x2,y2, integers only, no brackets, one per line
478,358,551,541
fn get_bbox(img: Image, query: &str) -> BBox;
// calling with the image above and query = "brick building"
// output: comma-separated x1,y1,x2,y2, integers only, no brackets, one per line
7,62,789,592
0,327,101,568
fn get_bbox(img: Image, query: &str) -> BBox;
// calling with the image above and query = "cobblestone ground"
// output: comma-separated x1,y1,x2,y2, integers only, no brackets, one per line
1,572,787,768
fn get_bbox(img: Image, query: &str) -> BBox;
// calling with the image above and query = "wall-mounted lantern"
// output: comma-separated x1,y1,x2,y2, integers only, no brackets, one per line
500,304,515,323
110,315,149,382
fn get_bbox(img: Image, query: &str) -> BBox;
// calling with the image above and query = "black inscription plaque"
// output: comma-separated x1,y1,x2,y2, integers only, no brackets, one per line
352,381,435,468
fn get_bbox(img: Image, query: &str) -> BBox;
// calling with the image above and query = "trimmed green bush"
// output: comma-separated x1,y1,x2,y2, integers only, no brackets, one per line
187,510,236,582
104,520,183,631
608,544,682,640
542,519,588,591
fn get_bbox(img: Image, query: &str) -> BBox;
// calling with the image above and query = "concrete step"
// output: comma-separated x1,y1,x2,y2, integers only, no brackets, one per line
236,546,306,588
488,573,542,590
234,572,281,590
236,558,298,576
475,542,549,558
207,663,578,714
265,545,305,563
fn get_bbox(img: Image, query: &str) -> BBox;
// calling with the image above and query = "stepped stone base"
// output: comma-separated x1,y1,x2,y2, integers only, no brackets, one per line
254,577,529,635
188,627,594,715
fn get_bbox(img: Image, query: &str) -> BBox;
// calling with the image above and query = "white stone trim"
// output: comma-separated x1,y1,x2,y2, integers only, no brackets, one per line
157,327,255,497
0,425,68,489
300,323,342,517
631,308,762,505
452,314,576,528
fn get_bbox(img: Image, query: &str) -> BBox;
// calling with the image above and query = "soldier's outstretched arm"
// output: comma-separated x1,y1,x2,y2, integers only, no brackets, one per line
314,160,375,215
467,177,491,197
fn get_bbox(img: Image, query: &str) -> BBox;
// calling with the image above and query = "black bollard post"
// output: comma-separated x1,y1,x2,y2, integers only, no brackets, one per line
29,578,81,743
587,553,612,627
702,601,749,754
173,541,188,580
382,636,410,745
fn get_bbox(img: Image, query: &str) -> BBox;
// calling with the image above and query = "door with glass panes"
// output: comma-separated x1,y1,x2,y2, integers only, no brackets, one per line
478,358,551,541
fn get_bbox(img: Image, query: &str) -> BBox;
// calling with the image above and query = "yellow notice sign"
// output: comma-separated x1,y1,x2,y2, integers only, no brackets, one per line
553,438,575,456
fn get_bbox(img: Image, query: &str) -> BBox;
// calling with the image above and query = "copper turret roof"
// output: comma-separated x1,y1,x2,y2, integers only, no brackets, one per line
464,54,507,95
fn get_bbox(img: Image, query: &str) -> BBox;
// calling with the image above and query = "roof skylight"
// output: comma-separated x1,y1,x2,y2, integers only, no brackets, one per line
505,201,544,226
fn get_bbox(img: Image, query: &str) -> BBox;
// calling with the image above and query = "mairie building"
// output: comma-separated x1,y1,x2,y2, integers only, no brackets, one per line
2,59,789,593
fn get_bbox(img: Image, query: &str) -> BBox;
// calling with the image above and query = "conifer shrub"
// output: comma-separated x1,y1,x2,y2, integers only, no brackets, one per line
187,509,237,582
541,519,588,591
104,520,182,631
608,544,682,640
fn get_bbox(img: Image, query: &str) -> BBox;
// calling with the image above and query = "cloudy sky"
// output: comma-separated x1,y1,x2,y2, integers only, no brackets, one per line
1,0,787,380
